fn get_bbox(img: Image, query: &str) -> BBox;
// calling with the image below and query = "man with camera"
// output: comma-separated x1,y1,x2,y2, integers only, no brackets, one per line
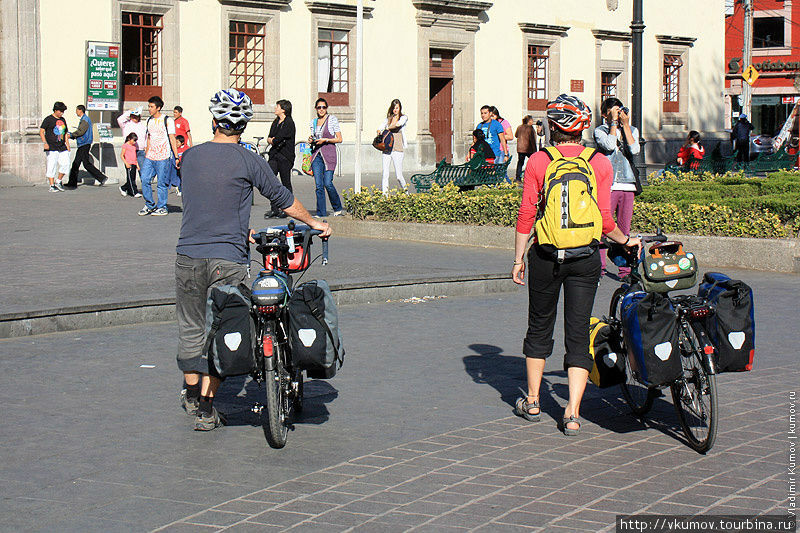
593,97,640,278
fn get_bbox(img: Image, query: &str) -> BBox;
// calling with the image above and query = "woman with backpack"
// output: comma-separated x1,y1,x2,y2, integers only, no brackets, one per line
378,99,408,193
511,94,641,436
308,97,344,217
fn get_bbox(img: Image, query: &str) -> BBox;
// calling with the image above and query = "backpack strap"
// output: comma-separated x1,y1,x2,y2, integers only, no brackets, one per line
543,146,561,162
580,147,598,162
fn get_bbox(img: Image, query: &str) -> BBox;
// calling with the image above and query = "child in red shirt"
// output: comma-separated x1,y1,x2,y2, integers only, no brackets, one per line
676,130,704,170
119,133,140,197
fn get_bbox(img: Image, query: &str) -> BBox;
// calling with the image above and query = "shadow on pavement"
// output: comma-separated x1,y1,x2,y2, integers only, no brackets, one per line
212,375,339,429
464,343,695,447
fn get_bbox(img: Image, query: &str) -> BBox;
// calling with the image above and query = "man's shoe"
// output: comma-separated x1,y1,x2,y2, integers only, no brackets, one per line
180,389,199,416
98,176,108,186
333,210,344,216
134,193,142,198
276,211,288,219
48,185,60,193
54,180,65,191
138,206,154,216
151,207,168,216
119,186,128,197
194,407,223,431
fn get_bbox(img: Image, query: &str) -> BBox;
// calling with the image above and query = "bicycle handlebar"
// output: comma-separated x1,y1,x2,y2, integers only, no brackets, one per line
253,223,329,265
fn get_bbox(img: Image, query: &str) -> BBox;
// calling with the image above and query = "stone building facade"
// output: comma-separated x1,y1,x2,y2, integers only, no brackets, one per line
1,0,725,183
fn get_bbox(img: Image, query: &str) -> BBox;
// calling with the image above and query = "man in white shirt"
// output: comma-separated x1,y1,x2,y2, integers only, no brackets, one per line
138,95,178,216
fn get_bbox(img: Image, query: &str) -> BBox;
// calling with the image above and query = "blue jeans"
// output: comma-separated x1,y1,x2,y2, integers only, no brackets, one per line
140,156,173,209
167,159,181,190
311,154,342,216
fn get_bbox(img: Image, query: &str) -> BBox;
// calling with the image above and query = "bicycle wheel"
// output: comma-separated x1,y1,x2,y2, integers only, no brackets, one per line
262,343,290,449
671,348,718,454
610,287,656,416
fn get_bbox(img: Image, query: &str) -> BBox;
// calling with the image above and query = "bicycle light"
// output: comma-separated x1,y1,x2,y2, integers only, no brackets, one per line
262,335,274,357
688,305,712,319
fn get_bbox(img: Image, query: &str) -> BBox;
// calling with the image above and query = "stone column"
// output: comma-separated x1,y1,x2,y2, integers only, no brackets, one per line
1,0,44,184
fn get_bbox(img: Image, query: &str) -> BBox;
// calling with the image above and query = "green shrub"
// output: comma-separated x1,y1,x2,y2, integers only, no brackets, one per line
342,173,800,238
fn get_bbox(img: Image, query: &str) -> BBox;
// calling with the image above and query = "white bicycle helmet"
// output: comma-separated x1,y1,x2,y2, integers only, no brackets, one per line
209,89,254,131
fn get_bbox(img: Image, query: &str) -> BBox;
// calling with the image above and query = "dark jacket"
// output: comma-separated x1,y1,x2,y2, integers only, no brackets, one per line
731,119,754,141
268,116,296,163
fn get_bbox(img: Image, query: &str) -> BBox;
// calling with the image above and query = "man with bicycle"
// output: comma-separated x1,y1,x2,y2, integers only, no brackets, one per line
176,89,330,431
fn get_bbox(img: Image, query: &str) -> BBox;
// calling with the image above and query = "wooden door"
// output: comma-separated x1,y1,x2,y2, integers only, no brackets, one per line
429,77,453,163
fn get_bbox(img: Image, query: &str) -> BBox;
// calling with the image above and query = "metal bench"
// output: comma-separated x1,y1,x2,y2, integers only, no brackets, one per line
664,144,796,176
410,156,512,192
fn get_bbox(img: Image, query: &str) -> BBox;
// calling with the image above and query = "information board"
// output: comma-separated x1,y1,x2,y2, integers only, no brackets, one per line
86,41,120,111
96,123,113,140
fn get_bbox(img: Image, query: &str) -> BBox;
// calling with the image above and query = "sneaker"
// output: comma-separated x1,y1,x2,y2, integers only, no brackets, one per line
180,389,199,416
119,186,127,197
138,206,154,216
332,210,344,216
54,181,65,191
194,407,224,431
98,176,108,186
48,185,60,193
134,193,142,198
151,207,168,216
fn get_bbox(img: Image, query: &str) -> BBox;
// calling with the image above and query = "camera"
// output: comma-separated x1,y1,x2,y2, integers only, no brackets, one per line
621,106,630,115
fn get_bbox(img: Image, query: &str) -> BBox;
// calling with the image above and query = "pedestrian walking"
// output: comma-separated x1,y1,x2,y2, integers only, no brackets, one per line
378,98,408,193
176,89,330,431
64,105,109,188
39,101,70,192
512,94,640,436
491,107,513,164
119,132,141,197
265,99,296,219
138,95,179,216
731,113,754,163
514,115,536,182
117,106,147,172
593,97,640,278
308,98,344,217
476,105,506,163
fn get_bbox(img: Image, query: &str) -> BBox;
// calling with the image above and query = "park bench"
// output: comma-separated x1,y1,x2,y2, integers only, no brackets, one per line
664,143,795,175
411,156,512,192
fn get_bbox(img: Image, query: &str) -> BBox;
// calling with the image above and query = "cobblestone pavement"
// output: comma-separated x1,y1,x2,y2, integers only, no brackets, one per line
0,182,508,315
1,268,796,532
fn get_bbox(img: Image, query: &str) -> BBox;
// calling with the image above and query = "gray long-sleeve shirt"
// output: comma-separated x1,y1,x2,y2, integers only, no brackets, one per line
593,123,640,186
176,142,294,264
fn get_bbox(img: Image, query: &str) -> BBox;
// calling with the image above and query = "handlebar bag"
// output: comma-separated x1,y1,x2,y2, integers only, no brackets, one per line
287,279,344,379
621,291,682,387
697,272,755,372
588,317,626,388
638,241,698,293
204,283,257,378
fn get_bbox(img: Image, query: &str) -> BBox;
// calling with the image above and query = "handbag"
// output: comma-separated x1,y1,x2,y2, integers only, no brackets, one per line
620,132,643,196
299,142,313,175
373,129,393,154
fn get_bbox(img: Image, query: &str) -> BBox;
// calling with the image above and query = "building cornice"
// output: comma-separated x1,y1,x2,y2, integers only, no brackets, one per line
305,0,374,17
656,34,697,47
413,0,493,32
592,29,631,42
519,23,570,37
218,0,291,8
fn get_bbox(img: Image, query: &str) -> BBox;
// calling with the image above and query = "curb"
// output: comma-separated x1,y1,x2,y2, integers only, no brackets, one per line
328,218,800,274
0,273,514,339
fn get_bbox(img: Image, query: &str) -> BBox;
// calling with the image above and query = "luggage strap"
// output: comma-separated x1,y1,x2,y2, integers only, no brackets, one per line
305,293,344,368
203,313,222,357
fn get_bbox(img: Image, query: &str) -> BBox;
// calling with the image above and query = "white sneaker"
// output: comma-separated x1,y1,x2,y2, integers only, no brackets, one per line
134,193,142,198
54,180,65,192
333,210,344,216
119,186,127,197
48,185,60,193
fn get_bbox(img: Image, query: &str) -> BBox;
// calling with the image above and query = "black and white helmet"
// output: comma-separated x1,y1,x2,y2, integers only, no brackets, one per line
209,89,254,131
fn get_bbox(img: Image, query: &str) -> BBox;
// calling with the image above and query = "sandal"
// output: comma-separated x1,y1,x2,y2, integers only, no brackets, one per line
515,397,541,422
562,415,581,436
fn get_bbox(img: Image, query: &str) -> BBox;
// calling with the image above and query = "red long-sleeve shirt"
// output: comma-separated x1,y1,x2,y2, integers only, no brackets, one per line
515,145,617,236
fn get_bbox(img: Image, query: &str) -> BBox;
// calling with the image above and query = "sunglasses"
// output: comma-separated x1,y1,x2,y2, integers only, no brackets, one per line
316,105,327,110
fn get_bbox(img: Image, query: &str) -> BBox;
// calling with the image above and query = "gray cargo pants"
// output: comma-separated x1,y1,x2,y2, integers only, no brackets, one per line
175,254,249,373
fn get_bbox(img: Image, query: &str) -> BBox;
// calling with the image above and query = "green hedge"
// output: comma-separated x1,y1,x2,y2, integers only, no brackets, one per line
342,172,800,238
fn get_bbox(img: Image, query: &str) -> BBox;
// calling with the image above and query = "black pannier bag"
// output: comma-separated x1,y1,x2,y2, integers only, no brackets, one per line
621,291,682,387
204,283,257,378
698,272,755,372
287,280,344,379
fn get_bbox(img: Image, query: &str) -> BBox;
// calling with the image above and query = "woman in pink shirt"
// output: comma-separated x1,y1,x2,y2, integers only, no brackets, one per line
491,107,513,163
511,95,640,436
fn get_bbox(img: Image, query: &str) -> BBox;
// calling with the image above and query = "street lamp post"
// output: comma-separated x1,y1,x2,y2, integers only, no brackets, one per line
631,0,647,180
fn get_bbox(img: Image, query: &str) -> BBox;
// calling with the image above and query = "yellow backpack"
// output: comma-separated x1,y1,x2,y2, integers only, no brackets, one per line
535,146,604,262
